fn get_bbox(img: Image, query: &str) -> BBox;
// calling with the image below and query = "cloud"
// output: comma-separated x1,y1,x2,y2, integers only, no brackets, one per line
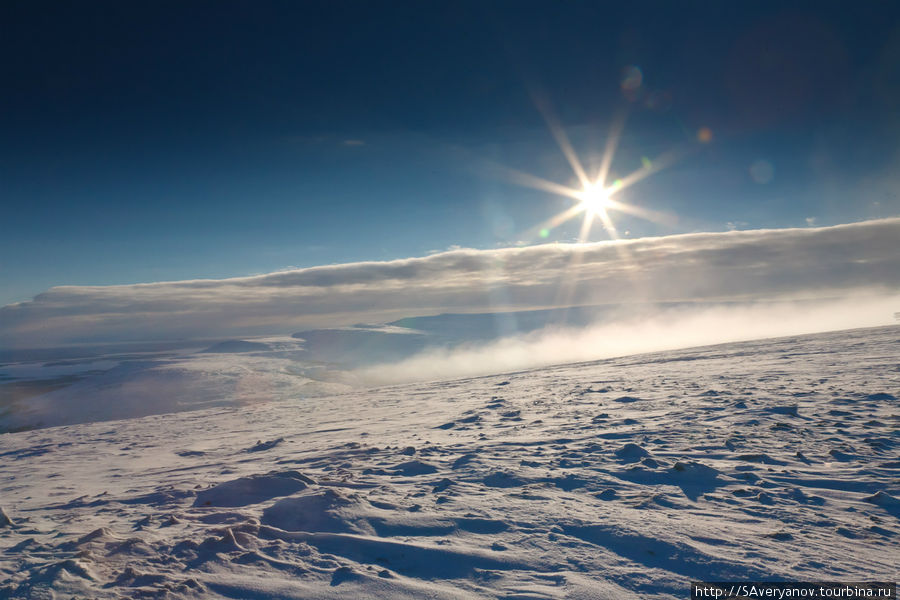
353,293,900,385
2,218,898,348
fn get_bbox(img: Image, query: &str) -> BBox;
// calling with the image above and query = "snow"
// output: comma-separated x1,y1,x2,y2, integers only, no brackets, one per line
0,345,353,431
193,471,314,508
0,325,898,598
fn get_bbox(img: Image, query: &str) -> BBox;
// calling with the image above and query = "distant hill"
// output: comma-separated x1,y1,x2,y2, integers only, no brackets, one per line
201,340,271,353
291,326,428,366
388,305,610,341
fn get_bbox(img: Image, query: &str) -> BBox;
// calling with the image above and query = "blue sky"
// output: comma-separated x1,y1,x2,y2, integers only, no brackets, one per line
2,1,899,308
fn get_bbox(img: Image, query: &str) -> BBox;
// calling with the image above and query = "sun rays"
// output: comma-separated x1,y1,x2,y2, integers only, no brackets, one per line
502,105,696,244
484,98,711,314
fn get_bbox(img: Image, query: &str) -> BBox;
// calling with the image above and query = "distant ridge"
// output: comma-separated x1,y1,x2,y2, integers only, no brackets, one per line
201,340,271,353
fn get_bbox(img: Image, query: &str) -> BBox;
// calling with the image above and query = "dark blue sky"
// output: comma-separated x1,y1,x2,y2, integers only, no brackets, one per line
2,1,899,306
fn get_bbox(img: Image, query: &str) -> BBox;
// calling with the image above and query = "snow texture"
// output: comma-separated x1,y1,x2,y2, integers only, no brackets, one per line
0,325,898,598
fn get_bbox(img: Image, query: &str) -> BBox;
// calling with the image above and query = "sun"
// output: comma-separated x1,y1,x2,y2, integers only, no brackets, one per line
577,182,612,215
483,101,692,243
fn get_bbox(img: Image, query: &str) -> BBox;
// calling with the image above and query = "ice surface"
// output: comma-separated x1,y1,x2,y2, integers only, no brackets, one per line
0,325,898,598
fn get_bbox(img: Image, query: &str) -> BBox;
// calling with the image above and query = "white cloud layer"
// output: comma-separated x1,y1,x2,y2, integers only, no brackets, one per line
2,218,898,348
353,294,900,385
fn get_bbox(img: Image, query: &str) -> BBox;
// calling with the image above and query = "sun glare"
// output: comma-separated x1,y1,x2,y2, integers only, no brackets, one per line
483,95,701,247
577,183,611,215
489,106,692,244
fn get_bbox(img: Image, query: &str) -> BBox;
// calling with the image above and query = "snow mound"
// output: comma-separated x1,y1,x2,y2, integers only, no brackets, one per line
864,490,900,514
261,489,362,533
246,437,285,452
391,460,438,476
613,395,643,403
194,471,314,507
615,443,651,462
482,471,527,487
672,461,719,479
764,405,799,416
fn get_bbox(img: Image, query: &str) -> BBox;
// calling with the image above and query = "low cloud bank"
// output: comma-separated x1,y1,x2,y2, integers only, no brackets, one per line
1,218,898,347
353,294,900,385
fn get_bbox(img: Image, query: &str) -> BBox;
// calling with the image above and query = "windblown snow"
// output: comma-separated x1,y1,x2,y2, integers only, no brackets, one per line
1,326,898,598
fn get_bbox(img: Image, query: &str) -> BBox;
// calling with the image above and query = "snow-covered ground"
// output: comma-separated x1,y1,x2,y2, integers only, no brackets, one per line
1,325,898,598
